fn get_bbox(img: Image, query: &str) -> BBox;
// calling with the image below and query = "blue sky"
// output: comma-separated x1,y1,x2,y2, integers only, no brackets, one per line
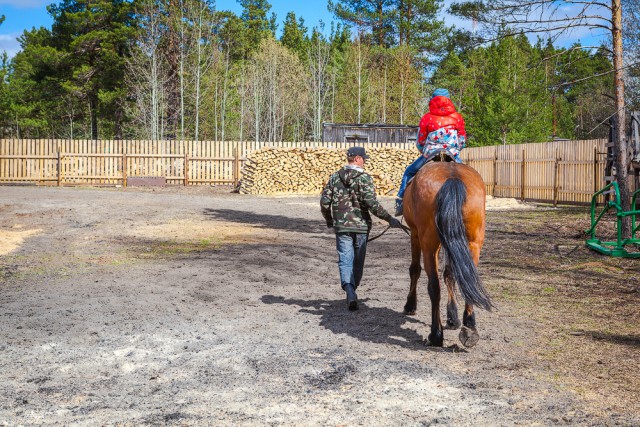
0,0,608,59
0,0,336,57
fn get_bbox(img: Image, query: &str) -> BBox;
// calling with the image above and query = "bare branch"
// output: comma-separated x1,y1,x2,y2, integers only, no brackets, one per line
550,60,640,89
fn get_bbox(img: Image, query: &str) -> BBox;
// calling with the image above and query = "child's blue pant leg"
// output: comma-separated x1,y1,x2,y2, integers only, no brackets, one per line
397,156,427,199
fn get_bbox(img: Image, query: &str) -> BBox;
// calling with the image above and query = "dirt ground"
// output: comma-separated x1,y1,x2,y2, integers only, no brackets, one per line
0,185,638,426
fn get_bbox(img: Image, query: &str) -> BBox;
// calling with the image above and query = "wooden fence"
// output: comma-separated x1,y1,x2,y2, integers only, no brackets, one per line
460,139,609,204
0,139,416,187
0,138,611,204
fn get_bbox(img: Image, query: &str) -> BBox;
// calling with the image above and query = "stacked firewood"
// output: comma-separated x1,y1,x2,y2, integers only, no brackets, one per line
239,147,416,195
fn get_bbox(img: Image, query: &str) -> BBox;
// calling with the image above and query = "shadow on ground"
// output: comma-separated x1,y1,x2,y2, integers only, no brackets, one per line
204,208,327,233
261,295,462,352
586,331,640,348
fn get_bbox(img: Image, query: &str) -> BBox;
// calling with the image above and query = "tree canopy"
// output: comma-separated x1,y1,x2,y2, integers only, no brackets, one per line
0,0,635,145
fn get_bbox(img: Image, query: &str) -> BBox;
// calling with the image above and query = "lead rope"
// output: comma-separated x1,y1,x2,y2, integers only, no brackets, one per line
367,216,411,242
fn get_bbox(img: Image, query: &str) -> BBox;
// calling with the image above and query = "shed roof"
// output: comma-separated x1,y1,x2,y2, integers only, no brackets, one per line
322,122,418,129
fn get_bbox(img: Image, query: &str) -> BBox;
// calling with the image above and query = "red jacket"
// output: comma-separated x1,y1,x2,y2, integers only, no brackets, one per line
417,96,466,150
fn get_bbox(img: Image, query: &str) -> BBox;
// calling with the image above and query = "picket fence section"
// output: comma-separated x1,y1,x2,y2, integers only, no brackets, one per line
0,138,607,204
461,139,608,204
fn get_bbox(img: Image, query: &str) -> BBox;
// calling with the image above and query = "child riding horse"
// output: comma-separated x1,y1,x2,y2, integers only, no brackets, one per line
395,88,467,216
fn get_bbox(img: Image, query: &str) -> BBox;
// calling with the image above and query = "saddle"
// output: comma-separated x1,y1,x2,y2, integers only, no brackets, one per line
406,149,462,187
424,148,459,163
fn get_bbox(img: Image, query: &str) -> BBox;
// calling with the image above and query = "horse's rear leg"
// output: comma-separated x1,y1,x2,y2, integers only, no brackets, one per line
459,304,479,347
444,265,462,330
404,233,421,315
425,252,443,346
459,241,482,347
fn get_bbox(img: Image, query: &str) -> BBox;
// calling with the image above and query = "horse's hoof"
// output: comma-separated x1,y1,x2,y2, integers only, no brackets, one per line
426,332,444,347
459,326,479,347
403,305,417,315
445,319,462,330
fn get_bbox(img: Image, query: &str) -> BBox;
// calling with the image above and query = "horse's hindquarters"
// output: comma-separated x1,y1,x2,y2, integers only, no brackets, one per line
403,161,490,348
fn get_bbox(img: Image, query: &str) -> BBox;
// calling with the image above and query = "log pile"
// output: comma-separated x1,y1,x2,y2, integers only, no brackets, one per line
239,147,416,195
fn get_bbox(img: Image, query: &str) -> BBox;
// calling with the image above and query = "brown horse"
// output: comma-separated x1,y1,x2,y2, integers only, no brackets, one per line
403,161,492,347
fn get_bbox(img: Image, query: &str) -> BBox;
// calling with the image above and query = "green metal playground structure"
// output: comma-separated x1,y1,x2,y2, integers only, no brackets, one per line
585,183,640,258
585,111,640,258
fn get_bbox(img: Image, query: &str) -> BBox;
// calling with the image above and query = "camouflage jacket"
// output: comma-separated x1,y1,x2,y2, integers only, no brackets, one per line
320,166,393,234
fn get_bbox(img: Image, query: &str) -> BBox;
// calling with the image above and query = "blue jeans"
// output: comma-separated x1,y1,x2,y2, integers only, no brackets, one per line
397,156,428,199
335,232,368,289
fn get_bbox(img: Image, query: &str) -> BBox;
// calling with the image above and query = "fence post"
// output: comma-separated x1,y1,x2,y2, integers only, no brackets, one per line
122,153,127,188
553,148,559,207
233,143,240,187
520,148,526,201
184,153,189,186
593,145,599,195
492,148,498,197
57,150,62,187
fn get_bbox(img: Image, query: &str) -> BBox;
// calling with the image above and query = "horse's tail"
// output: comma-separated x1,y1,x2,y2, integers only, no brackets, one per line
435,178,493,311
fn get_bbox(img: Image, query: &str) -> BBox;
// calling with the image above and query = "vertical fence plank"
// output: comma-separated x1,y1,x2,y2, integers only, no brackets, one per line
553,148,559,207
184,152,189,186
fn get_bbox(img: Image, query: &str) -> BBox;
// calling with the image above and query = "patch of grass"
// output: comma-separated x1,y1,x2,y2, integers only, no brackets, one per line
542,286,556,294
134,238,223,258
109,258,136,266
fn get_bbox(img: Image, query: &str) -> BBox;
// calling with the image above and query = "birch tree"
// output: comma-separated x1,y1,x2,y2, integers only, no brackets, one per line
308,28,332,141
389,45,422,125
184,0,218,141
243,37,307,142
126,0,170,140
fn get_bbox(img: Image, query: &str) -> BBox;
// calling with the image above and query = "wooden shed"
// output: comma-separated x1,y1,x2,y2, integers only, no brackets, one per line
322,123,419,144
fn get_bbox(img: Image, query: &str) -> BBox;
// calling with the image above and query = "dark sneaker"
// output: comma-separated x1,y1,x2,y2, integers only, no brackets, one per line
394,199,403,217
344,284,358,311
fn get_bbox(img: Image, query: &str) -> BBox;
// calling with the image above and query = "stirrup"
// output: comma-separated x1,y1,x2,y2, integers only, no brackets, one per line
394,199,403,217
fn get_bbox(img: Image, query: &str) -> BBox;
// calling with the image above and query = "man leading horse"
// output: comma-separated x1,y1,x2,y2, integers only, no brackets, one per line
321,147,403,311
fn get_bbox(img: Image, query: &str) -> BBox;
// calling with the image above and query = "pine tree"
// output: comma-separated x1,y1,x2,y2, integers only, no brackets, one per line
239,0,277,55
328,0,447,58
396,0,448,58
280,12,308,63
47,0,136,139
9,27,72,138
328,0,395,47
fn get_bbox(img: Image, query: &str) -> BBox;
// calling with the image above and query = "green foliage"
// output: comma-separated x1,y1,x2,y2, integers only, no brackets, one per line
432,35,615,145
328,0,448,61
6,0,135,139
280,11,308,62
2,0,623,144
239,0,276,55
328,0,395,47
